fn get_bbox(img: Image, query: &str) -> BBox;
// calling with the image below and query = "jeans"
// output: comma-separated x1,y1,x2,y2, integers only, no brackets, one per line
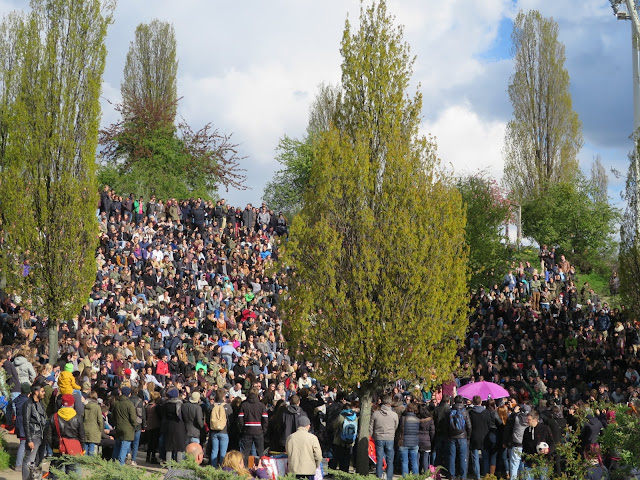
7,391,20,426
86,443,97,456
522,464,549,480
113,439,132,465
470,449,489,479
448,438,468,480
399,445,419,476
22,436,45,480
49,457,79,479
210,432,230,468
419,450,432,473
509,446,523,480
190,437,200,444
165,451,184,462
375,439,394,480
131,429,142,463
16,439,26,467
500,446,510,475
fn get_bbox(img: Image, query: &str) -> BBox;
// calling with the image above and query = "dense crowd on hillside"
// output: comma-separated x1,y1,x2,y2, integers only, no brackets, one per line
0,187,638,480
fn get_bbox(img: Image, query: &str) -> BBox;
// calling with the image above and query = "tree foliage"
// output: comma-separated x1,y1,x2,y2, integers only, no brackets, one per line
503,10,583,203
99,19,245,200
262,135,314,214
619,147,640,319
121,19,178,126
521,178,619,274
0,0,114,363
262,83,339,213
456,174,511,290
281,1,469,472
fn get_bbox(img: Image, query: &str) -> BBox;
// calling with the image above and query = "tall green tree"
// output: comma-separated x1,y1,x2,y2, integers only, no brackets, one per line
263,82,339,214
0,0,114,363
619,147,640,318
121,19,178,125
282,2,469,473
99,19,245,199
503,10,583,202
521,178,619,273
457,174,511,290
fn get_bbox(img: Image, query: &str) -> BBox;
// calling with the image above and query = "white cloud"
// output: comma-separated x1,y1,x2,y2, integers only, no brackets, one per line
422,104,507,181
0,0,633,207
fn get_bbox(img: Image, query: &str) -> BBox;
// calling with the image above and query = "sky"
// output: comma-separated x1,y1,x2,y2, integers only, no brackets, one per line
0,0,635,208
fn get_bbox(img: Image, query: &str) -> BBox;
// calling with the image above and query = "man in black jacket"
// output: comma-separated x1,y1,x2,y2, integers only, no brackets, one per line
432,395,451,469
21,382,47,480
238,387,268,461
45,394,85,477
468,396,491,480
281,395,308,448
522,410,555,480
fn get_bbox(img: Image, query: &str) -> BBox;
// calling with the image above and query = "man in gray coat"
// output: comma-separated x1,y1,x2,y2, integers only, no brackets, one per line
370,395,399,480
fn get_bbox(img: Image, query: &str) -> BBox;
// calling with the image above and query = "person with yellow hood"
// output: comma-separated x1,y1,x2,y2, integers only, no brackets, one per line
45,394,85,477
57,363,81,395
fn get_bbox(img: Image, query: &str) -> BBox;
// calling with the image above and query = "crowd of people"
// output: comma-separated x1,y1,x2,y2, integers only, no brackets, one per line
0,188,637,480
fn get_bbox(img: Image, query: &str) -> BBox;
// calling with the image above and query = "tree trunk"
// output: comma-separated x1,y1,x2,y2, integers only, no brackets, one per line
356,388,373,475
48,322,58,365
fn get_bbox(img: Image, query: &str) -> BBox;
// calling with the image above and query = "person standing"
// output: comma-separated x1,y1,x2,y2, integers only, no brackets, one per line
238,387,268,461
111,387,137,464
126,386,146,465
522,410,555,480
398,402,421,476
432,395,451,469
370,395,399,480
417,403,436,474
209,388,232,467
21,382,47,480
163,388,188,463
330,402,358,472
83,391,103,456
182,391,205,444
45,394,85,477
281,394,308,446
1,350,21,431
468,396,491,480
286,416,322,480
448,396,472,480
13,383,31,472
505,404,531,480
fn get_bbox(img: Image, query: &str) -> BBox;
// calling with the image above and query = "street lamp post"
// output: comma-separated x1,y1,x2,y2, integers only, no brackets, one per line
610,0,640,236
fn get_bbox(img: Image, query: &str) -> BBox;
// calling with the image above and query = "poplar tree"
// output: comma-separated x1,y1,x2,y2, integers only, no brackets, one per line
503,10,583,202
0,0,114,363
121,19,178,126
282,2,469,473
99,19,245,199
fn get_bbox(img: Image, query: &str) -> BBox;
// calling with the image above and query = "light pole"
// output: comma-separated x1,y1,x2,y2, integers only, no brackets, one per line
610,0,640,236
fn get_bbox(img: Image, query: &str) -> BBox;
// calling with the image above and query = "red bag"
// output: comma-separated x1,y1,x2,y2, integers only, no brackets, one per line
54,414,84,456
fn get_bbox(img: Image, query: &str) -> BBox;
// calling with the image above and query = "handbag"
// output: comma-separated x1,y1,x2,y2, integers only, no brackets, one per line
54,413,84,456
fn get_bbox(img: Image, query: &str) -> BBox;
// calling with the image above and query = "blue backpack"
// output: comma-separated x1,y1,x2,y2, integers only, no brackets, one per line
340,411,358,444
449,409,466,436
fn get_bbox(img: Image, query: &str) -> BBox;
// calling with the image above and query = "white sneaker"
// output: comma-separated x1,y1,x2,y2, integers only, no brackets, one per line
131,461,137,466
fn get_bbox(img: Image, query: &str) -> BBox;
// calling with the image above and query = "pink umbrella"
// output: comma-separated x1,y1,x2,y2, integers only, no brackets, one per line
457,381,509,401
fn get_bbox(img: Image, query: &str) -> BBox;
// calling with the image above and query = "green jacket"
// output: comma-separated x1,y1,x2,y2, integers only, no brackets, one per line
112,395,137,441
83,399,104,444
